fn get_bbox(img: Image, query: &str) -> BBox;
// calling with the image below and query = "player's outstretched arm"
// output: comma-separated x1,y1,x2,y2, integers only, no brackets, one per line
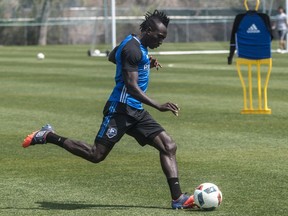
123,69,179,116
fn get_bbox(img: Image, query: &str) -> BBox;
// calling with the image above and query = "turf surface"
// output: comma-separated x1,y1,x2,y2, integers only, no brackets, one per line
0,43,287,216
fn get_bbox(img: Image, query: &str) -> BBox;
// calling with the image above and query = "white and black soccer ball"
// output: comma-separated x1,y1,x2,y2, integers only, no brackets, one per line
37,52,45,60
194,182,222,211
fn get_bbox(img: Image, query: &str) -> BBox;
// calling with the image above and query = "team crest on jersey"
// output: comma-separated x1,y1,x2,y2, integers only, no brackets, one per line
106,127,117,138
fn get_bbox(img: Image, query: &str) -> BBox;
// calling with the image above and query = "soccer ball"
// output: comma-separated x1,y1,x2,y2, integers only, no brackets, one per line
194,183,222,211
93,49,101,56
37,52,45,60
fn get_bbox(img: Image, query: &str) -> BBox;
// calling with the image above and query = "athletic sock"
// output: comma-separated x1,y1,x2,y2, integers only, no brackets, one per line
167,178,182,200
46,132,67,147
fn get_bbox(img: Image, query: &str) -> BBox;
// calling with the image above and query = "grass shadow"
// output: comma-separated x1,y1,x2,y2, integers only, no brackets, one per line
36,201,170,211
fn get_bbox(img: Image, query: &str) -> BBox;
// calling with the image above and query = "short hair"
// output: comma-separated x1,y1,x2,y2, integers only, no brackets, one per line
278,6,285,11
139,10,170,32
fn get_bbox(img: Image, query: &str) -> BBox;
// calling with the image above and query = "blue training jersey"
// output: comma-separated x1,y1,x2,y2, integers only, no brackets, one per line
108,34,150,110
236,12,272,59
229,11,273,60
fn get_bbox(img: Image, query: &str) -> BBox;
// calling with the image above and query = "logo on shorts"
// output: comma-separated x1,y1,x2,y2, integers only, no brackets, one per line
106,127,117,139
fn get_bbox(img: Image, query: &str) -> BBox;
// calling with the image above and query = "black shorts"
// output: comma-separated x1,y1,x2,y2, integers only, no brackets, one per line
95,101,165,149
278,30,287,40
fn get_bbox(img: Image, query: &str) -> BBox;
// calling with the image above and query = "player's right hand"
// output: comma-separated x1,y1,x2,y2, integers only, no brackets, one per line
158,102,180,116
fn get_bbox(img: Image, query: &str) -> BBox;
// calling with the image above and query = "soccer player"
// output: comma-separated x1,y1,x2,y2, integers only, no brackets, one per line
22,10,195,209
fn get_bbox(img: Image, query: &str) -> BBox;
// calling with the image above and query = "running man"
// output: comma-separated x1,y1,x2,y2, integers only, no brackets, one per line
22,10,195,209
273,6,288,53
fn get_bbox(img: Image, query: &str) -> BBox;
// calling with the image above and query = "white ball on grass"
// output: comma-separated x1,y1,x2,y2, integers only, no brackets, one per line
194,182,223,211
37,53,45,60
93,49,101,56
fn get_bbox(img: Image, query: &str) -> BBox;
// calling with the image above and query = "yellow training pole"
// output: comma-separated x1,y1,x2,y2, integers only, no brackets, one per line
257,61,262,110
236,62,248,111
244,0,260,11
248,63,253,110
263,58,272,111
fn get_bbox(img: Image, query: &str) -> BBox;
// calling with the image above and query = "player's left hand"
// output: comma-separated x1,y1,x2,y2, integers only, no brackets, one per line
149,56,162,70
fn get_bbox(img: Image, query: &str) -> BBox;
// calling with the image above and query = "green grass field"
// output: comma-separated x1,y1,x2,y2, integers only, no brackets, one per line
0,43,287,216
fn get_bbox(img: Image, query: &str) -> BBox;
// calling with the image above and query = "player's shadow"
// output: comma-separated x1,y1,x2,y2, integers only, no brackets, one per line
36,201,170,210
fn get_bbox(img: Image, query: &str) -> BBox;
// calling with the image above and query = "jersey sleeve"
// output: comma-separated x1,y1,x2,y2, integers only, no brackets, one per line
108,45,118,64
259,13,273,40
228,13,245,59
121,40,142,72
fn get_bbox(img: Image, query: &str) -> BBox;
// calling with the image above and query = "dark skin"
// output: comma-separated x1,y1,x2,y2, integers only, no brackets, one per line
123,21,180,116
60,20,180,179
121,21,180,178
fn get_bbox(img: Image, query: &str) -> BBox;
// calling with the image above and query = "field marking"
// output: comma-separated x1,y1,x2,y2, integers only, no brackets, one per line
90,49,283,57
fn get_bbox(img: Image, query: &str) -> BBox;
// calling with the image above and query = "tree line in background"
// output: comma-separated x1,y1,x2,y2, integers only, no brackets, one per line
0,0,285,45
